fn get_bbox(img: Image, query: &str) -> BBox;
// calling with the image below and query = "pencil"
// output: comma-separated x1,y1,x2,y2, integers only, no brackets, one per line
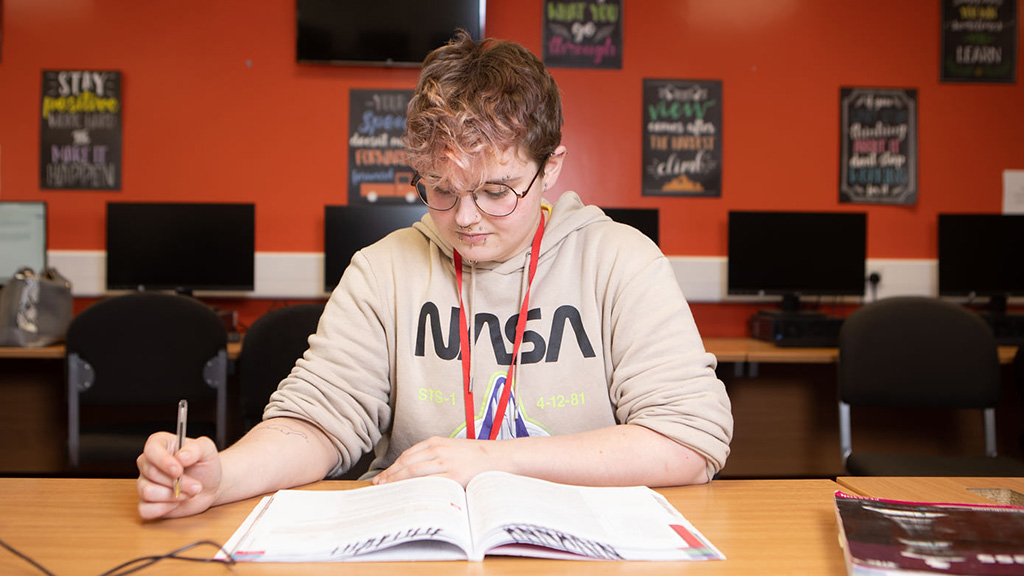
174,399,188,498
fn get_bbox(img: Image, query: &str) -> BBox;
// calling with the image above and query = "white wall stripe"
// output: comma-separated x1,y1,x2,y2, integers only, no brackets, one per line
50,250,1012,306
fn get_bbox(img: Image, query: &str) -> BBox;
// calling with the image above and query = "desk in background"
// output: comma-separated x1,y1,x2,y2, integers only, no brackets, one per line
0,341,243,474
0,338,1015,365
1,339,1020,477
703,339,1023,478
702,337,1019,366
0,341,243,360
0,477,846,575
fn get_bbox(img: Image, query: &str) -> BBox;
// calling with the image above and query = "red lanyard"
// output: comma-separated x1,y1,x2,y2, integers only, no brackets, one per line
454,214,545,440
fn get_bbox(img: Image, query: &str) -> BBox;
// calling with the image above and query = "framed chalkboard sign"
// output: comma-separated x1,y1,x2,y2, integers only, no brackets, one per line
347,89,418,206
543,0,622,69
839,87,918,206
941,0,1017,83
39,70,122,190
642,79,722,198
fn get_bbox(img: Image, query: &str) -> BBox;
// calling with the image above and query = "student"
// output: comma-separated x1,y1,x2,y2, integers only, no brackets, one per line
136,31,733,520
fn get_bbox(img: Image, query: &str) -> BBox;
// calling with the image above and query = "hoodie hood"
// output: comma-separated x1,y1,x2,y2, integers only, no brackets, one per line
412,191,609,275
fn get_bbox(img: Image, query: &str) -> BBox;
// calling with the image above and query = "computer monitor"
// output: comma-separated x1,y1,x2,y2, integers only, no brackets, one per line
0,201,47,286
727,211,867,314
324,204,428,291
600,207,660,246
938,213,1024,316
106,202,255,293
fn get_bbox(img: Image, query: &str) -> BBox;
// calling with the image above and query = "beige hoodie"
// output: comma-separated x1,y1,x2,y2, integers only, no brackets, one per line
264,192,733,481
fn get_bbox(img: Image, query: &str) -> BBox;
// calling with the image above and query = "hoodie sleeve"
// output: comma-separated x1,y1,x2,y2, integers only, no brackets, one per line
601,228,734,480
262,249,394,478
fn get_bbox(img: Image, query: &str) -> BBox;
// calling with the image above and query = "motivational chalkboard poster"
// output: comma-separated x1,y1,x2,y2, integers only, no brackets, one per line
839,88,918,206
642,79,722,198
543,0,622,69
348,89,417,206
39,70,122,190
941,0,1017,83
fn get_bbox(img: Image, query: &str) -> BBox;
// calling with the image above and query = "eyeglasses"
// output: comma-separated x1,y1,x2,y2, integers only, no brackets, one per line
411,161,546,218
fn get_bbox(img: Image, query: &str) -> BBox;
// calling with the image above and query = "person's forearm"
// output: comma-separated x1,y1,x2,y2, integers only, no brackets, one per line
499,424,709,487
214,417,339,506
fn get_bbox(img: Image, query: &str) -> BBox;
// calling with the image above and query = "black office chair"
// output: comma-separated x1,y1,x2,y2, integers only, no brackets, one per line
237,302,373,479
838,296,1024,476
66,292,228,475
237,303,324,432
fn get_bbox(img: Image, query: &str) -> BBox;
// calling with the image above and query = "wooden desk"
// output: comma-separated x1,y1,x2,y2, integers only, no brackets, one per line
702,337,839,365
0,345,65,359
741,338,840,364
702,337,1019,365
0,341,243,360
837,476,1024,506
0,339,1013,365
700,337,749,363
0,478,847,575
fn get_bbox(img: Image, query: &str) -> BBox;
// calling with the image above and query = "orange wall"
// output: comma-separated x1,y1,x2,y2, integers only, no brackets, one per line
2,0,1022,334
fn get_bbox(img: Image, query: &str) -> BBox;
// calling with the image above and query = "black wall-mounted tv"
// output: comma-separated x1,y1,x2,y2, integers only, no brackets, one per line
106,202,255,294
324,204,428,291
727,211,867,313
296,0,486,67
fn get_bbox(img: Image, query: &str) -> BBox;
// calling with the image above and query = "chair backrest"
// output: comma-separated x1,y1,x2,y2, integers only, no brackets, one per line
837,296,1001,462
237,302,325,431
66,292,228,468
838,296,1001,408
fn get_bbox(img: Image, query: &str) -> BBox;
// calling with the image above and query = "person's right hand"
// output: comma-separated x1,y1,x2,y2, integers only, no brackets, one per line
136,431,222,520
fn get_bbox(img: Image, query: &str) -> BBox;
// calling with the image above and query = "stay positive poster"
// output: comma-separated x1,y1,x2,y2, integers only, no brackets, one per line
39,70,122,190
642,79,722,198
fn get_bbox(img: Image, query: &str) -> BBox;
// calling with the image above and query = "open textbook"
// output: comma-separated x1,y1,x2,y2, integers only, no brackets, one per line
834,491,1024,575
220,471,724,562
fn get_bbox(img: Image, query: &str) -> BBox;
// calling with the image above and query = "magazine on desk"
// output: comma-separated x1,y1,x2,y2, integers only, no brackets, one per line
834,491,1024,576
220,471,724,562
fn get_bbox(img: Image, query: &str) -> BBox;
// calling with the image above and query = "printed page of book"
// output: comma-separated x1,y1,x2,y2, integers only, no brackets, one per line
224,476,473,562
465,471,724,561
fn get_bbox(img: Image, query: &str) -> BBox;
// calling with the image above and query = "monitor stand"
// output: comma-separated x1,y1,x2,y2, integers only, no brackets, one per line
749,294,845,348
978,295,1024,346
166,289,242,343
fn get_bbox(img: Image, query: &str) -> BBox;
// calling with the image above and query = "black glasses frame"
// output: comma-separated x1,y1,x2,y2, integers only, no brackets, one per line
411,160,547,218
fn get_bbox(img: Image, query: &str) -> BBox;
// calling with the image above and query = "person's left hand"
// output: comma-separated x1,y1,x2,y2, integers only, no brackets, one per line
372,436,503,487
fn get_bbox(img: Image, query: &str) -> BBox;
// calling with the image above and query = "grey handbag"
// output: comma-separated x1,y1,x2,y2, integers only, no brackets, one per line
0,267,73,347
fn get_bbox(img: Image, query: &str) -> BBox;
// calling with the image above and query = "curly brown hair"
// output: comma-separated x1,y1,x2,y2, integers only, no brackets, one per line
405,30,562,189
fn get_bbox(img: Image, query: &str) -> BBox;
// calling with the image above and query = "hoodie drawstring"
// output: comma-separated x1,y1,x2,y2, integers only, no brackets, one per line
453,211,546,440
